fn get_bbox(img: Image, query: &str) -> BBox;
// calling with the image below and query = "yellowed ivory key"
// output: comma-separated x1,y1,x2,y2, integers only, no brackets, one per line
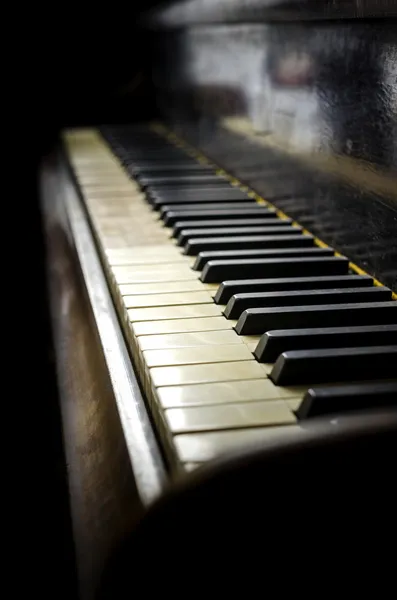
143,344,253,368
138,330,243,351
128,303,222,322
155,379,304,409
119,281,218,295
164,400,296,434
132,316,235,336
123,291,214,309
173,425,302,464
114,266,201,284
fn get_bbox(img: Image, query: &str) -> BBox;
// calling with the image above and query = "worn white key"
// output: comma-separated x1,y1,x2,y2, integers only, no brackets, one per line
155,379,303,408
165,400,295,434
138,330,242,351
150,360,268,387
123,291,214,309
119,281,218,295
143,344,253,368
128,303,222,322
174,425,302,463
133,317,235,336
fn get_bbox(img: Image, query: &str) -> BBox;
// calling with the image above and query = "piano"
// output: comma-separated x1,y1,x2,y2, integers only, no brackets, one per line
40,2,397,598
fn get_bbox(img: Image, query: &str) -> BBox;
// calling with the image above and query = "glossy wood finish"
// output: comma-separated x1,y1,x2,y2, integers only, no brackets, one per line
145,0,397,26
41,149,166,600
145,17,397,291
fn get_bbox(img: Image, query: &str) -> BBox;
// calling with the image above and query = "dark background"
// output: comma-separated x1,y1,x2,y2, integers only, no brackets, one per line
19,7,163,597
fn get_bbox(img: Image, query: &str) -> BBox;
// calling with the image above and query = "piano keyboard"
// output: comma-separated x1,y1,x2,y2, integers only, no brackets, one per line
64,125,397,473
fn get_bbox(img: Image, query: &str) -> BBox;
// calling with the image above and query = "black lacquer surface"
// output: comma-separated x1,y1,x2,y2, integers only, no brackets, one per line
146,0,397,27
149,17,397,290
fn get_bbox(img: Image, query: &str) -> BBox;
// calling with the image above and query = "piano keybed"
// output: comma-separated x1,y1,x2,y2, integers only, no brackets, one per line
64,126,397,473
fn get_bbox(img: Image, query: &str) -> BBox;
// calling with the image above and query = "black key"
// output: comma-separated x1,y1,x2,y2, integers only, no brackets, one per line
152,190,251,207
225,286,391,319
121,152,161,158
255,324,397,362
178,226,300,246
152,194,252,209
174,219,290,238
131,159,198,166
235,301,397,336
194,247,332,271
270,345,397,386
152,185,247,197
133,163,211,175
144,175,228,189
124,151,185,160
201,256,349,284
179,219,289,237
130,165,198,176
162,204,259,217
128,156,188,165
124,144,186,151
138,169,216,181
215,275,374,304
163,206,273,224
139,168,217,184
150,186,239,199
297,381,397,419
124,148,190,155
120,143,180,152
127,158,199,166
185,234,313,256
